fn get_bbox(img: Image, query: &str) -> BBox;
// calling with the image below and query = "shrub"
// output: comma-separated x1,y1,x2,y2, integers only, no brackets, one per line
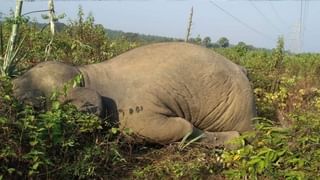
223,116,320,180
0,78,128,178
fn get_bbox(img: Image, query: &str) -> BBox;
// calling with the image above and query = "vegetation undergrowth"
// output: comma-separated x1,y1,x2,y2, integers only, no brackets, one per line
0,77,129,179
1,7,320,179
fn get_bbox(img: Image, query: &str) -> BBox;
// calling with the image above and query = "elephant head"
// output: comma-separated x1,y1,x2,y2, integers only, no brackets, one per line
12,61,80,108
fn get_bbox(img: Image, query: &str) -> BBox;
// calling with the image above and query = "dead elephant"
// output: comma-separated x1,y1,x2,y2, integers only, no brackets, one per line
13,42,256,147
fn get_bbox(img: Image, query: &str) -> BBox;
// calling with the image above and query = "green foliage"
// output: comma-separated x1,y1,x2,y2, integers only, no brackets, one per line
189,35,202,45
212,41,320,179
178,132,205,151
272,36,284,69
0,6,27,77
222,116,320,180
217,37,230,48
1,7,320,179
132,145,225,179
107,29,182,44
0,6,137,72
0,77,129,178
201,36,212,48
234,41,249,57
0,9,139,178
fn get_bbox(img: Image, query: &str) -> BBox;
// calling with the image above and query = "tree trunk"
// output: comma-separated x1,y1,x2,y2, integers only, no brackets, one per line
185,6,193,42
1,0,23,76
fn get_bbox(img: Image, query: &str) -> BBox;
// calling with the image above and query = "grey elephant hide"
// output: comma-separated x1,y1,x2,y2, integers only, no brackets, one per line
13,42,256,147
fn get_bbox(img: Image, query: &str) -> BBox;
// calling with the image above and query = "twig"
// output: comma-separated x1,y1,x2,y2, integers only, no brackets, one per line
22,9,50,16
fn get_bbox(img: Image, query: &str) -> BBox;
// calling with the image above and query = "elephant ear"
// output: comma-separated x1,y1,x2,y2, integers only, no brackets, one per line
60,87,104,117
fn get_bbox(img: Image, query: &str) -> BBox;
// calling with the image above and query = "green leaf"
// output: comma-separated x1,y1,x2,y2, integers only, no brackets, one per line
50,91,59,100
0,117,7,124
30,140,38,146
288,158,306,168
36,128,46,132
111,127,118,134
62,140,75,147
256,160,266,174
285,170,305,180
123,127,133,135
4,95,11,100
276,149,286,157
72,74,83,87
32,162,41,170
248,157,263,166
41,14,49,20
257,147,273,156
52,101,60,110
7,168,15,174
266,151,277,162
57,13,66,19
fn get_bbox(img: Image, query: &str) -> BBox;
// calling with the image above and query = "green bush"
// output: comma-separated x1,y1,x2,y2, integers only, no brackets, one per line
0,7,138,73
132,145,225,179
0,78,128,179
223,116,320,180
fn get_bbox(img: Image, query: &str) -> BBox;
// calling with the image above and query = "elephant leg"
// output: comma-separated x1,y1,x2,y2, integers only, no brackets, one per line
124,115,240,147
200,131,240,148
61,87,104,117
127,116,195,144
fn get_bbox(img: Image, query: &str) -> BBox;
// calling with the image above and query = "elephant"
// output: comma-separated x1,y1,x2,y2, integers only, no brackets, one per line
13,42,256,147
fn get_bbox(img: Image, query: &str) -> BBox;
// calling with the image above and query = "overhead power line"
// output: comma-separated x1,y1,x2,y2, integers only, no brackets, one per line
298,0,309,52
249,0,282,34
208,0,275,41
302,0,309,37
299,0,303,37
299,0,304,51
269,1,288,28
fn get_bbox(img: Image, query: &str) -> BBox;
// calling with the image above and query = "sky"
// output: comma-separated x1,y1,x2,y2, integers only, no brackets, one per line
0,0,319,53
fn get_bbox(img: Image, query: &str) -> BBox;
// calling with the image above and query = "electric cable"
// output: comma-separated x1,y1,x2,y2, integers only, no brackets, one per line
208,0,275,41
249,0,282,34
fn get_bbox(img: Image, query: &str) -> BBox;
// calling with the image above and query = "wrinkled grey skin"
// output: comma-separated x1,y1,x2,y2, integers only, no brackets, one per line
13,42,256,146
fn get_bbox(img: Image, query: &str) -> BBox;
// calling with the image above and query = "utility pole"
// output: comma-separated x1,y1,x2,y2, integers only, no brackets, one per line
185,6,193,42
1,0,23,76
0,13,4,56
45,0,56,60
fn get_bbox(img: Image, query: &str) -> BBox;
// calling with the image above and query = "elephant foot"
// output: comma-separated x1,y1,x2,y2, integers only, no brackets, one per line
199,131,241,149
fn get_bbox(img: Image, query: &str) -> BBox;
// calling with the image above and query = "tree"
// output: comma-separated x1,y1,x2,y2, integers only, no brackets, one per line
237,41,246,47
1,0,24,77
270,36,285,93
202,36,212,48
189,35,202,45
44,0,56,60
234,41,248,56
217,37,229,48
272,36,284,69
194,35,202,45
